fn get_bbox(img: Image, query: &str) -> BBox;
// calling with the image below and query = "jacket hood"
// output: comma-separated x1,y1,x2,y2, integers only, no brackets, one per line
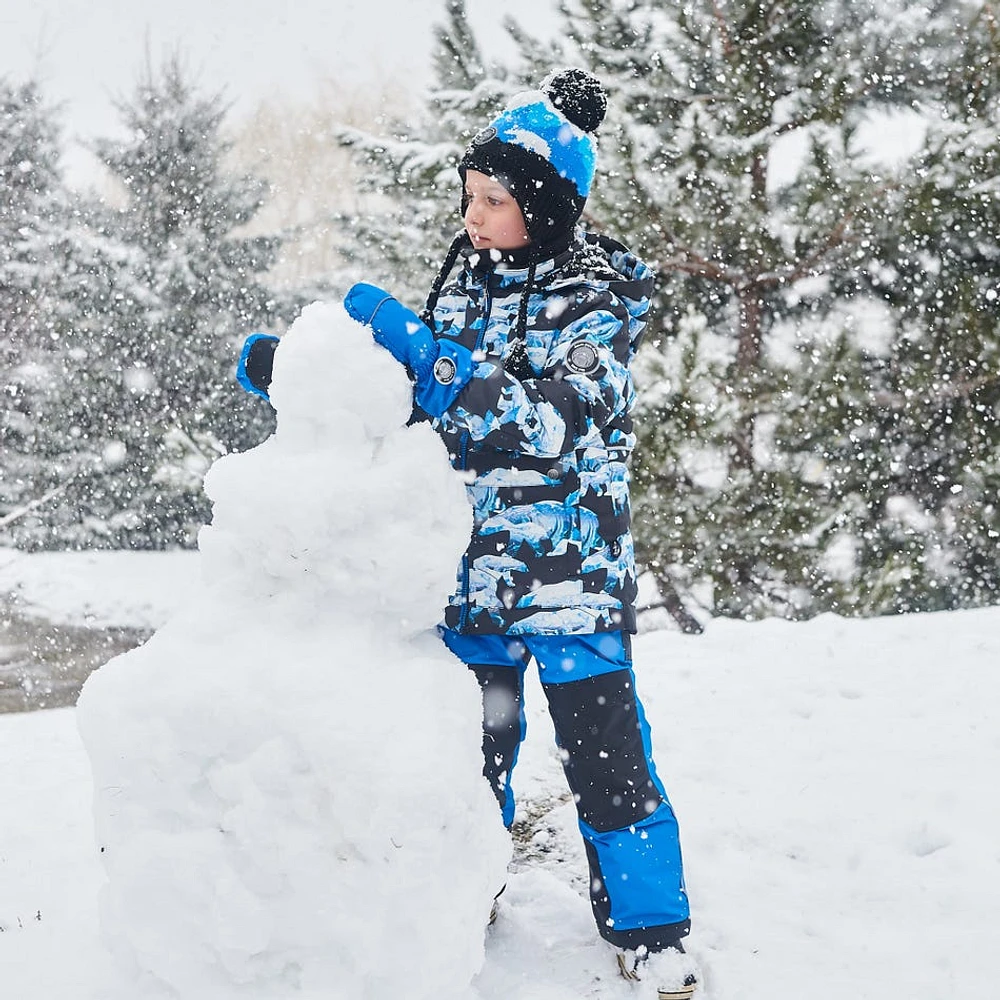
552,232,655,355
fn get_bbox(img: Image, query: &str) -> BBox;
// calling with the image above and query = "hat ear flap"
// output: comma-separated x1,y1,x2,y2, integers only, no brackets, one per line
458,165,469,220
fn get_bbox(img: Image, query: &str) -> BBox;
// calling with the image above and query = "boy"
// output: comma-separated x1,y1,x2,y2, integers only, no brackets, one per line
239,68,697,998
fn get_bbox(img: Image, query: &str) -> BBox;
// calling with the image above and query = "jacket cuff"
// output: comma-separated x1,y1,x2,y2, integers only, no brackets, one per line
414,339,476,418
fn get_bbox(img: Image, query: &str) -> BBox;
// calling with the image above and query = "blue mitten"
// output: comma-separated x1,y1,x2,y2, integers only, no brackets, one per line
344,283,475,418
236,333,280,400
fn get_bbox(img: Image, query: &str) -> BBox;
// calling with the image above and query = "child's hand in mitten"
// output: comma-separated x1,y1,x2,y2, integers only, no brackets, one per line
343,283,436,381
236,333,280,400
343,283,475,419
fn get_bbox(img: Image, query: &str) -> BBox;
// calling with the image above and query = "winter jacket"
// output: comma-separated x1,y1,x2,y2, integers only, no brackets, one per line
428,232,654,636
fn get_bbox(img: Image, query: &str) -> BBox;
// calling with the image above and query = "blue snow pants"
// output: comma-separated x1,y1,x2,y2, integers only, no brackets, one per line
439,628,691,951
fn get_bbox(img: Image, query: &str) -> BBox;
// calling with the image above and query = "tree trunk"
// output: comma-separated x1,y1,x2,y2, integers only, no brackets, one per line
642,571,705,635
731,283,764,471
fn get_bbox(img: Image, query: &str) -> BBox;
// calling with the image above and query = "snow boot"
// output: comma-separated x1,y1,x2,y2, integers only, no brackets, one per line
616,942,698,999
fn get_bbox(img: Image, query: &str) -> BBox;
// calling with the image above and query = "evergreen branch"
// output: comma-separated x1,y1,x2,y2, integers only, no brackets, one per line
327,124,394,157
643,194,744,283
658,252,743,283
755,211,858,288
761,0,789,33
0,481,70,530
330,123,462,184
872,372,1000,410
582,204,741,284
710,0,736,57
434,0,486,86
756,178,900,289
771,118,806,139
602,124,745,286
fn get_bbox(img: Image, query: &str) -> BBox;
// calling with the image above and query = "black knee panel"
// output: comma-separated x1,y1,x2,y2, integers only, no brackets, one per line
542,669,661,832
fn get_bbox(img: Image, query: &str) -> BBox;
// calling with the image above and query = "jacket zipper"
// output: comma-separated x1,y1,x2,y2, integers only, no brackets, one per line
457,281,494,633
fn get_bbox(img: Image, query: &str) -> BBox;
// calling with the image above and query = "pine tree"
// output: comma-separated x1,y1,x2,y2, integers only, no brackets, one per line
330,0,532,306
786,0,1000,613
0,78,82,534
557,0,983,620
0,78,60,353
30,58,287,549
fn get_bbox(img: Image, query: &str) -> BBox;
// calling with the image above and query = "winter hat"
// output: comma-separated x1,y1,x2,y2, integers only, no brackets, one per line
419,69,607,347
458,67,607,245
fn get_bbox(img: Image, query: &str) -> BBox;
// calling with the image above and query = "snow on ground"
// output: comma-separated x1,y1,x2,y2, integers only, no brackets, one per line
3,573,998,999
0,548,198,630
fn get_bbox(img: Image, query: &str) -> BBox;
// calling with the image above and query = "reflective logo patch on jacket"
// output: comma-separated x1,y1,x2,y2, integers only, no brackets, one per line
433,356,458,385
565,341,601,375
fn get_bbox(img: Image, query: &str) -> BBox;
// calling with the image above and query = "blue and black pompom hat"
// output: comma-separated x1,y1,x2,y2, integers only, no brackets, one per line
458,67,607,245
420,68,607,331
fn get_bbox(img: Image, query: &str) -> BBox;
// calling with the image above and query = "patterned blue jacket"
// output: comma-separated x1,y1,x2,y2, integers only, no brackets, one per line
428,232,654,636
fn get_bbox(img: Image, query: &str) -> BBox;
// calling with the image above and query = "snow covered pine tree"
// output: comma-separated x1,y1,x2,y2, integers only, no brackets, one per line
77,57,285,548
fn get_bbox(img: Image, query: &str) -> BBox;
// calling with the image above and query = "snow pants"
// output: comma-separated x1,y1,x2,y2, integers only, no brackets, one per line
439,628,691,951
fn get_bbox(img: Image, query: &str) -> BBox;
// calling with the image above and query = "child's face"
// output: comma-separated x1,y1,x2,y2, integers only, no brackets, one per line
463,170,530,252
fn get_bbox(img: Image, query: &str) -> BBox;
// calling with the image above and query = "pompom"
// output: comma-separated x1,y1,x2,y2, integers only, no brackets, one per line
541,67,607,134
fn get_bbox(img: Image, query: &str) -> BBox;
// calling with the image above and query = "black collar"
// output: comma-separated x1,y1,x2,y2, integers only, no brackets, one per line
461,231,576,278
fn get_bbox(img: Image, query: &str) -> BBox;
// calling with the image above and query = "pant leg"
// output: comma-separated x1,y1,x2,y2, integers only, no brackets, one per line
527,632,691,951
439,629,530,829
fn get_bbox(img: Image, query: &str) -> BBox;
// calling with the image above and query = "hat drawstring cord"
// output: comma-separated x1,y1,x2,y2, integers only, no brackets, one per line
421,231,470,328
513,251,539,344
